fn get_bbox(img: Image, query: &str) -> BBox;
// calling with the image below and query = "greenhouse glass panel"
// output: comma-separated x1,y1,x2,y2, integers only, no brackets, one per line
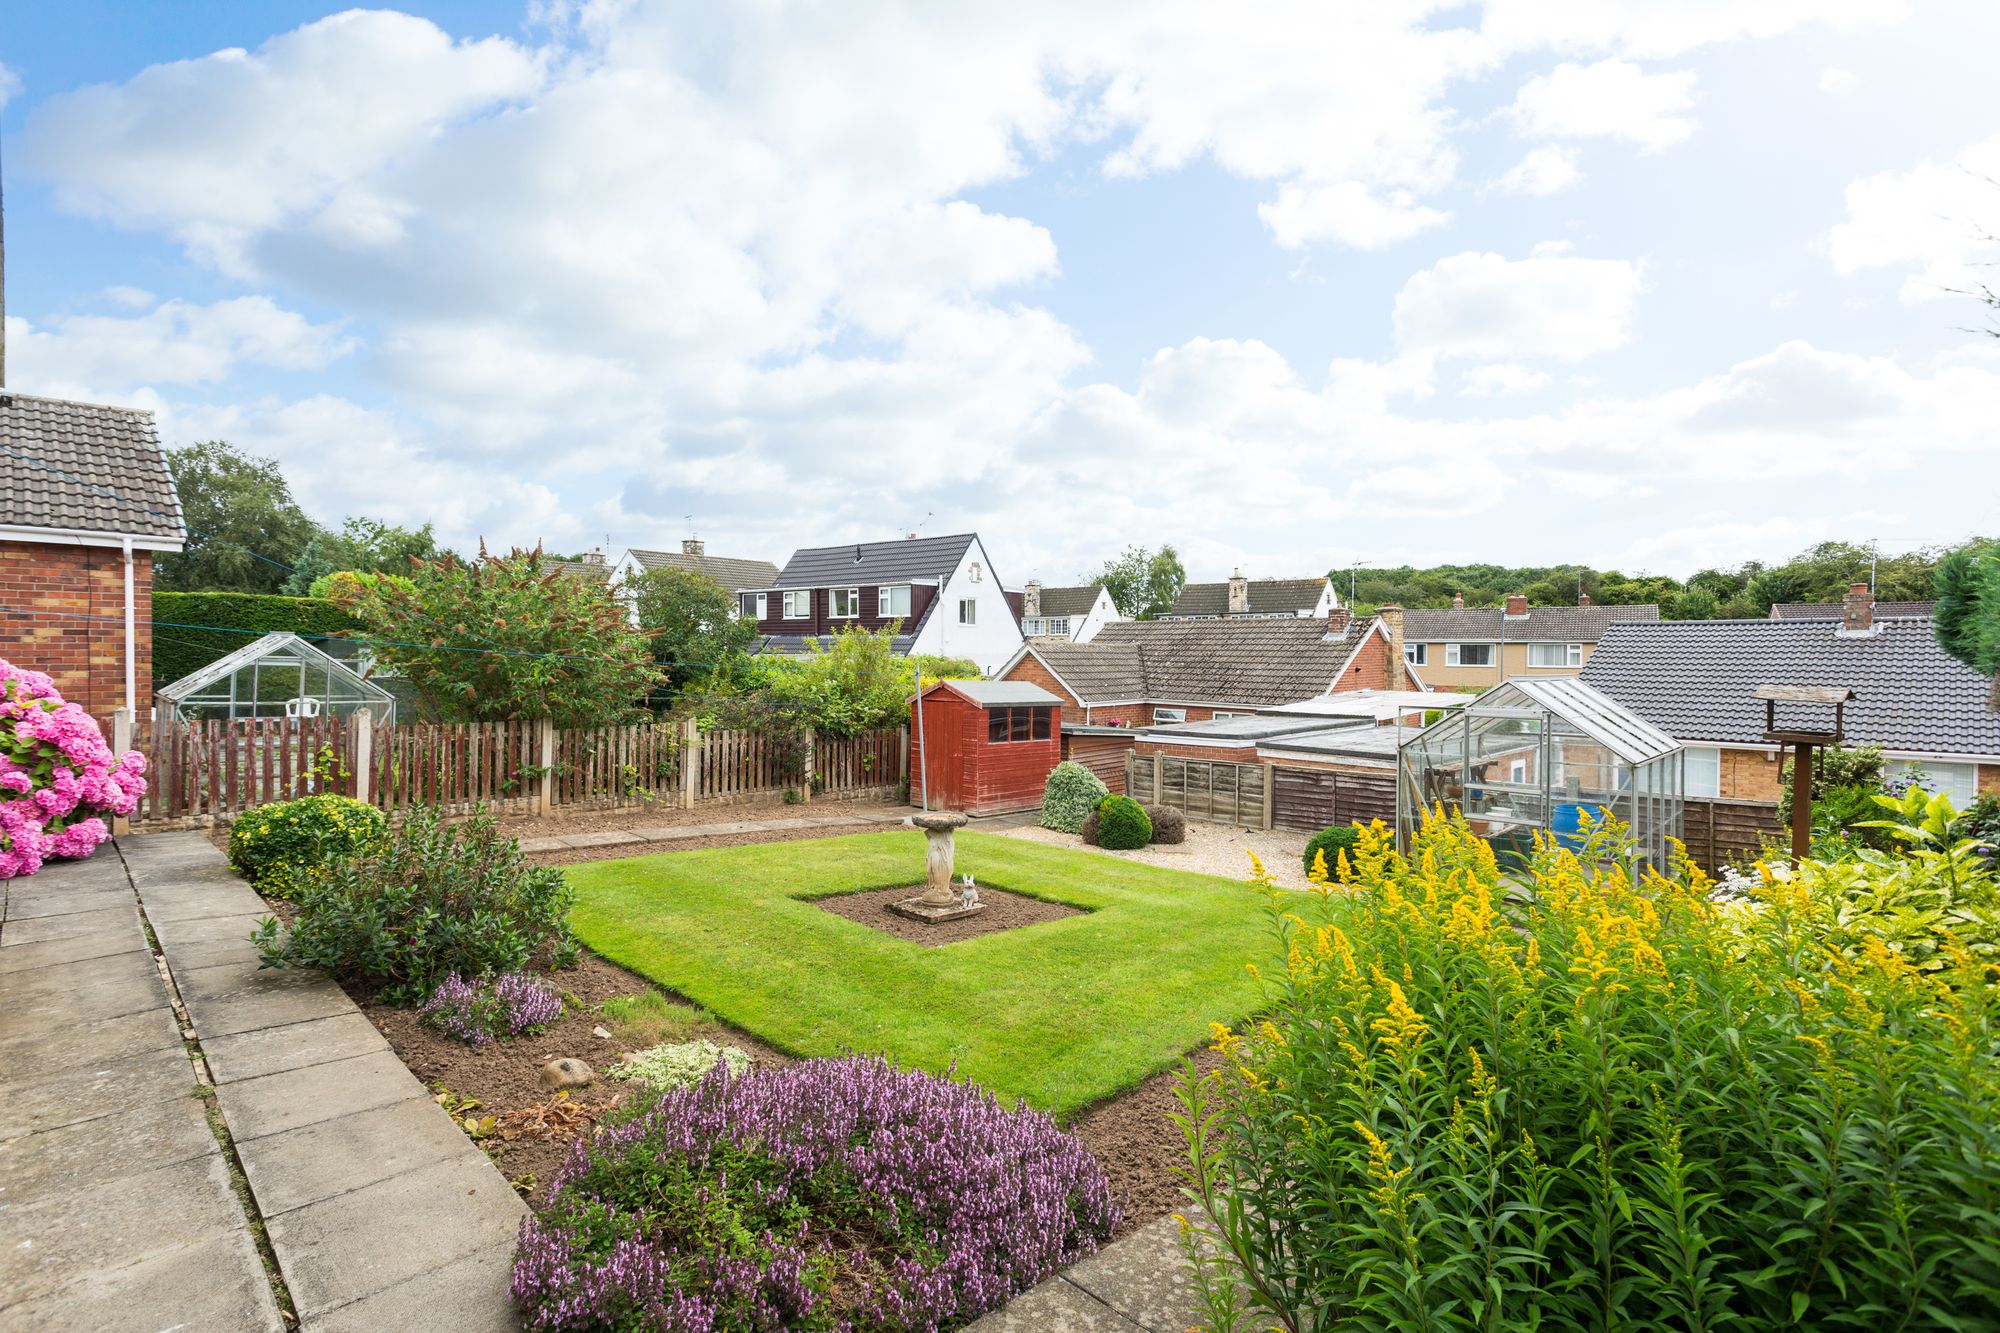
155,632,395,725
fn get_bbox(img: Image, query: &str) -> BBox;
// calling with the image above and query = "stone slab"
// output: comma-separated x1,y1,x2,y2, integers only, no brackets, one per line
0,1090,219,1200
964,1278,1147,1332
516,837,565,853
0,904,139,947
0,928,147,974
0,1004,182,1078
0,961,167,1033
138,882,271,923
0,1226,284,1333
145,908,270,946
267,1151,527,1319
0,1150,249,1306
305,1239,520,1333
204,1010,389,1085
219,1048,427,1143
161,931,273,972
237,1094,480,1217
1059,1216,1206,1333
560,830,643,848
0,885,139,920
0,945,162,1001
181,969,355,1040
0,1042,199,1136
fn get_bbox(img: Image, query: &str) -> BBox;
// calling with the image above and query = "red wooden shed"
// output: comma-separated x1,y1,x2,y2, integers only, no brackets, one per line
909,680,1064,815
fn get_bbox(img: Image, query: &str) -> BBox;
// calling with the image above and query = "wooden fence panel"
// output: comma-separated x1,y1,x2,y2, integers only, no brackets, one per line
1271,767,1399,833
1680,796,1784,874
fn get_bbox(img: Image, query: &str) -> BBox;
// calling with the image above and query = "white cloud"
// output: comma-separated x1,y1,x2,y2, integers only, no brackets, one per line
1819,66,1856,96
1394,250,1646,362
1510,59,1699,151
1460,363,1554,396
1825,132,2000,301
6,296,352,396
1480,0,1898,61
0,62,21,109
1495,144,1583,196
1258,182,1449,250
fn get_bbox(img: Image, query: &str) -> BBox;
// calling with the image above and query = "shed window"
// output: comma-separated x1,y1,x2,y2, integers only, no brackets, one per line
878,584,911,618
1446,643,1494,667
987,706,1053,743
830,587,860,618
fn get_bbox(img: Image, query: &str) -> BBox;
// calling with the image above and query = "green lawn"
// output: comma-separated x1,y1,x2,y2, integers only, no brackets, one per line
564,830,1275,1117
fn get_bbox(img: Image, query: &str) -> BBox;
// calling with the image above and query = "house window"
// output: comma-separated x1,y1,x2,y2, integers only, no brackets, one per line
1022,616,1070,637
1214,711,1253,720
878,584,911,619
986,706,1053,743
1405,643,1428,666
959,598,977,625
1446,643,1494,667
1886,759,1978,808
781,590,810,620
1509,759,1528,783
1153,707,1188,724
1683,746,1721,799
1528,642,1584,668
830,587,860,618
1046,616,1069,637
743,592,767,619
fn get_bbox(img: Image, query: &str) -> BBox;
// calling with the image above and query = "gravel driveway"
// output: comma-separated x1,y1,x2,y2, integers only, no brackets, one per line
997,820,1316,889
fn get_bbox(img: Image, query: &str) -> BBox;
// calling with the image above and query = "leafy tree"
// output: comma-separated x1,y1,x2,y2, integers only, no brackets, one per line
348,545,661,728
1666,588,1719,621
156,441,322,593
1092,544,1188,619
628,568,758,698
1934,540,2000,705
281,518,451,596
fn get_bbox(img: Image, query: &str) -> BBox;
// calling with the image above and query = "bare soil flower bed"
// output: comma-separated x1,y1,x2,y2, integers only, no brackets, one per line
813,883,1085,944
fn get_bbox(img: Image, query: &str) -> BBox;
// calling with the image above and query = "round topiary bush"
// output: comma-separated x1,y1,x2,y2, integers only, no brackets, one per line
513,1055,1119,1330
1302,824,1361,879
1079,810,1101,845
1096,795,1152,850
228,793,387,895
1039,760,1109,834
1143,803,1186,845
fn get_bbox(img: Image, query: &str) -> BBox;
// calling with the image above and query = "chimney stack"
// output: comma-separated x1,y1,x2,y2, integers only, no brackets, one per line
1227,568,1250,615
1842,582,1873,633
1505,593,1528,617
1325,607,1353,638
1577,591,1592,607
1379,604,1406,692
682,536,705,557
1023,579,1041,617
1452,592,1465,610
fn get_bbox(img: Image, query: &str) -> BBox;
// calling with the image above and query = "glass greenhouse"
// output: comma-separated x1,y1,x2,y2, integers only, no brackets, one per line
1396,676,1683,870
156,632,396,725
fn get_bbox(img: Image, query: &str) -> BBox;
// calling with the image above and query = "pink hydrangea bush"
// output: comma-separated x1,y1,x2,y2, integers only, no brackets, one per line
0,659,146,878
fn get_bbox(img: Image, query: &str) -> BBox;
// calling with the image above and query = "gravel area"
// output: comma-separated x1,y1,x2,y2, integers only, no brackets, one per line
998,820,1315,889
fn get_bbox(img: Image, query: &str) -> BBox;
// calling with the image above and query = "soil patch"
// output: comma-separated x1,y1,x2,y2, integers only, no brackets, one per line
814,884,1085,944
1070,1045,1226,1235
339,950,789,1205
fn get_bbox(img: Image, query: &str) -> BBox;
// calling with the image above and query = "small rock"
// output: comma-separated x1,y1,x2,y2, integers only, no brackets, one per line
539,1057,595,1090
592,1025,612,1040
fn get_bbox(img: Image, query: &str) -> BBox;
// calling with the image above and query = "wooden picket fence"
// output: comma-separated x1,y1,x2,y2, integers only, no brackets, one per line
126,713,906,828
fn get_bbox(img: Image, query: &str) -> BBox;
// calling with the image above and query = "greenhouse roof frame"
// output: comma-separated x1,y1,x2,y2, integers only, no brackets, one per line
155,631,395,724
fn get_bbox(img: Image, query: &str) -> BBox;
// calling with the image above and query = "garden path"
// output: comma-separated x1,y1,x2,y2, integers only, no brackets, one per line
968,1214,1208,1332
0,834,526,1332
517,807,907,855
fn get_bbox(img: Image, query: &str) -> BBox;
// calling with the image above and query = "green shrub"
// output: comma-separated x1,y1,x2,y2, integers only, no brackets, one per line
1177,812,2000,1332
1040,760,1109,834
227,795,386,896
1302,823,1360,878
1096,795,1151,850
1143,803,1186,845
151,591,362,690
251,805,576,1004
1079,810,1101,844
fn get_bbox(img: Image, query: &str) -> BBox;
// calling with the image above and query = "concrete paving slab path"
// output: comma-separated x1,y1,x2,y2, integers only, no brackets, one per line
1,832,531,1332
966,1216,1207,1333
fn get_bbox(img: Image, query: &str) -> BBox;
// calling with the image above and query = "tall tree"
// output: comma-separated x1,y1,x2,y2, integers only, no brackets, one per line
156,441,322,593
348,545,661,727
1092,544,1187,620
628,567,757,698
282,517,451,596
1934,540,2000,706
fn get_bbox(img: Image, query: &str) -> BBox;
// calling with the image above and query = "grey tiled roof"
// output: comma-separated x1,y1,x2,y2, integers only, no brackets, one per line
1024,585,1106,618
0,392,184,542
1770,600,1936,620
1029,617,1378,708
1403,603,1659,643
548,558,611,582
626,548,779,592
773,534,977,588
1579,617,2000,757
757,632,918,656
1166,577,1328,619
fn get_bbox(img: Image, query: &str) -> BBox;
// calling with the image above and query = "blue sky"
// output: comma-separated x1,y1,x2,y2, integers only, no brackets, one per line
5,1,1998,587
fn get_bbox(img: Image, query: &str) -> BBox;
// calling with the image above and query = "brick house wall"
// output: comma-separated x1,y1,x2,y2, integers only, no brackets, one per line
1981,764,2000,798
1330,631,1393,692
1718,746,1784,803
0,540,152,727
1002,655,1080,706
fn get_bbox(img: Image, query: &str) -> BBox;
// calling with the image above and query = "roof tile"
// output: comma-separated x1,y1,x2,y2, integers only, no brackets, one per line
0,393,184,542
